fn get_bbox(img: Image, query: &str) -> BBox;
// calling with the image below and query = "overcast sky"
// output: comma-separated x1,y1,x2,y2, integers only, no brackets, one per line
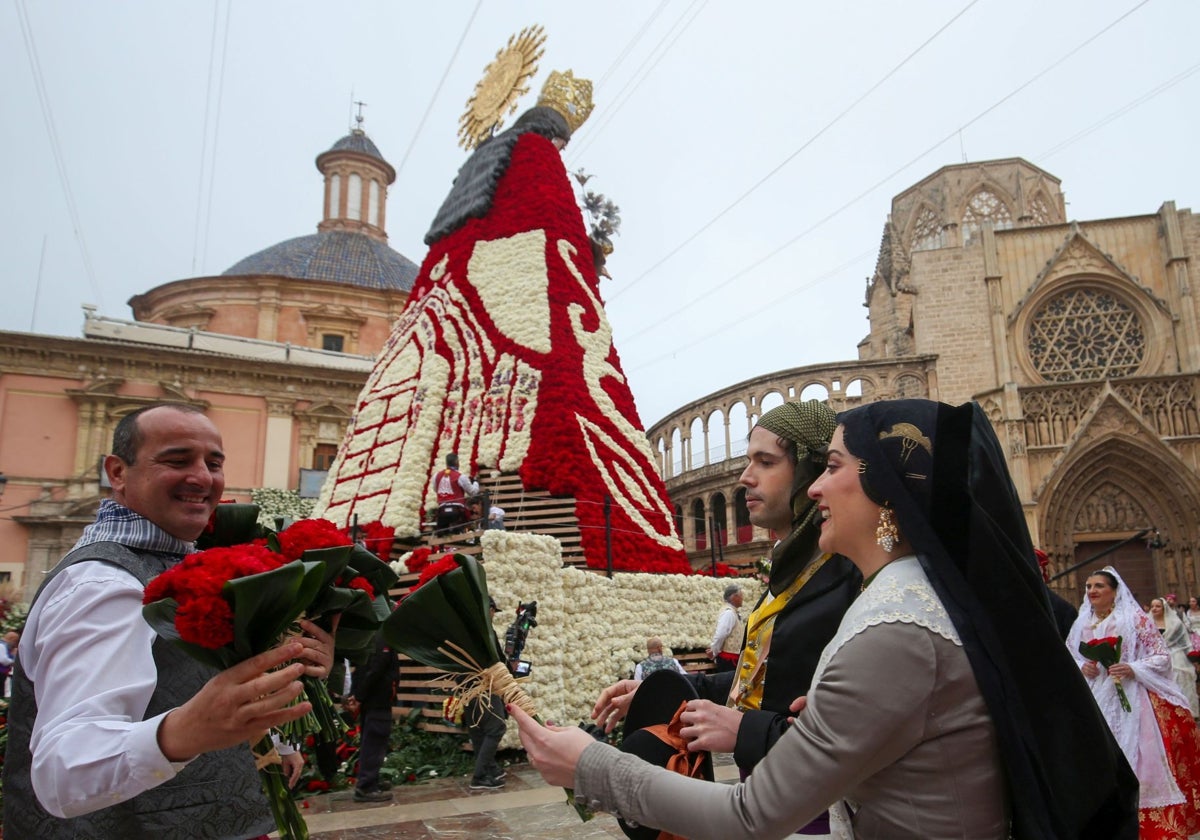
3,1,1198,426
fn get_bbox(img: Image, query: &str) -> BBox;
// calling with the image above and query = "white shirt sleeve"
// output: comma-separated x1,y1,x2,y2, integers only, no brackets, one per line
0,643,14,668
459,473,480,496
711,606,736,652
22,561,184,818
673,658,688,675
634,662,645,681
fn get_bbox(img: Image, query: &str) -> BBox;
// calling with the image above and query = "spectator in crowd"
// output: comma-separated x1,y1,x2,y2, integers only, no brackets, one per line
706,585,744,673
634,637,687,681
347,634,401,802
0,631,18,697
467,597,508,791
3,403,331,837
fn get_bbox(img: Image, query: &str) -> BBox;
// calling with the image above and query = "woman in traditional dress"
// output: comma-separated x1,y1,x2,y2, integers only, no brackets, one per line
1068,571,1200,837
1150,596,1200,717
515,399,1137,839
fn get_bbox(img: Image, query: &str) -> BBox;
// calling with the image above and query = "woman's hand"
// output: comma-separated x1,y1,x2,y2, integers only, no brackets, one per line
592,679,640,733
1081,661,1100,679
511,704,595,788
679,700,742,753
787,694,808,725
1107,662,1134,680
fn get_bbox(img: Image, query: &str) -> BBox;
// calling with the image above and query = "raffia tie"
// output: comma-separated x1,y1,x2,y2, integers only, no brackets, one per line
437,641,537,722
250,734,282,770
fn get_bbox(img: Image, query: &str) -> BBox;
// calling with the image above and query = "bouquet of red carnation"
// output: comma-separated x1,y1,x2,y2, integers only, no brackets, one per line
143,544,329,839
265,519,398,745
382,554,591,822
1079,635,1131,712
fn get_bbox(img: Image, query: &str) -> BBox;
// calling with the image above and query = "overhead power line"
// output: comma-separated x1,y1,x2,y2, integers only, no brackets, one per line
566,0,709,161
393,0,484,183
608,0,980,303
615,0,1151,351
15,0,101,307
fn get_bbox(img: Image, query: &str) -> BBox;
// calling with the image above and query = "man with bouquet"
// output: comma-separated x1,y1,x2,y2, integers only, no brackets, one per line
3,403,333,838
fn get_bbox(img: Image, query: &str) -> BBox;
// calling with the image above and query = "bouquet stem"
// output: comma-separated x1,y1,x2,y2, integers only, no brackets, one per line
252,733,308,840
1113,676,1132,713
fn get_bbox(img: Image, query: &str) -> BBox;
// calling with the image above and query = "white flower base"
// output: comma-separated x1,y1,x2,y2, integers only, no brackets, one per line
477,531,762,749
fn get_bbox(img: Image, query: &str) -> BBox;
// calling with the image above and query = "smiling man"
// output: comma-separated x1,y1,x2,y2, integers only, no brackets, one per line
3,403,332,838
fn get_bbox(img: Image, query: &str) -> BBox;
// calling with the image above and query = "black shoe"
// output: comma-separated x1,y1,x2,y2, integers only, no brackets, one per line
469,776,506,790
377,780,393,791
353,787,392,802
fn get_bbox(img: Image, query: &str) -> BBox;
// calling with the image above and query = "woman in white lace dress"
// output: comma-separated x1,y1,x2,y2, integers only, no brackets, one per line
1150,597,1200,717
515,399,1136,839
1067,570,1200,837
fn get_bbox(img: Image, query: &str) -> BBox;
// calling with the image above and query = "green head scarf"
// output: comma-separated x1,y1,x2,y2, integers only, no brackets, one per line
754,400,837,593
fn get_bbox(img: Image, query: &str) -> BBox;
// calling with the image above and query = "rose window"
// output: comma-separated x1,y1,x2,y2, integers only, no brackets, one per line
1027,288,1145,381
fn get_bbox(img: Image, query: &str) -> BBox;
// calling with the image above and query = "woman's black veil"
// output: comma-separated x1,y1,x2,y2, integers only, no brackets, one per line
839,399,1137,840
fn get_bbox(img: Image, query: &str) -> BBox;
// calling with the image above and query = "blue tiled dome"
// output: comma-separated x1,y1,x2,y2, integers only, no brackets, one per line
223,231,418,291
328,131,385,161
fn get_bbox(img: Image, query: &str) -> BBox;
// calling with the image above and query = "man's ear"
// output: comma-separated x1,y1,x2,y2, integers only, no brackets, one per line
104,454,127,495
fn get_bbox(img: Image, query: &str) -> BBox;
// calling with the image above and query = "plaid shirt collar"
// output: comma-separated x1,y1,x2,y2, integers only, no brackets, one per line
74,499,196,557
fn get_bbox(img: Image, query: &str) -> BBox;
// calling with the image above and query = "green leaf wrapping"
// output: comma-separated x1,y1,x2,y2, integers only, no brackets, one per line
195,503,265,549
382,555,503,672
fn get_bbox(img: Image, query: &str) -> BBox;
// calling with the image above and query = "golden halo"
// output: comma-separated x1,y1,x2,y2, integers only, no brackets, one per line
458,25,546,151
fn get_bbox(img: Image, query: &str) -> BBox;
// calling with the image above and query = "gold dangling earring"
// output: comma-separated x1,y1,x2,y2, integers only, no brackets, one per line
876,505,899,553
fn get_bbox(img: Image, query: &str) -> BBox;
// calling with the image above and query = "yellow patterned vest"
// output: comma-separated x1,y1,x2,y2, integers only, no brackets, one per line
729,554,832,711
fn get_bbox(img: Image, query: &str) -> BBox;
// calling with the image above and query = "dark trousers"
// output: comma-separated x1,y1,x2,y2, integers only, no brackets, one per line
467,693,507,782
356,706,393,791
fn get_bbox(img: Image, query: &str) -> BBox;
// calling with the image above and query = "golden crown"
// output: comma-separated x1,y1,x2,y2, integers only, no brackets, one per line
536,70,594,134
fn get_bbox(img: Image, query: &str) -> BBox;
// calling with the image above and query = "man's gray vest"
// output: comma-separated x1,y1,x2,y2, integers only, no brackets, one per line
2,541,274,839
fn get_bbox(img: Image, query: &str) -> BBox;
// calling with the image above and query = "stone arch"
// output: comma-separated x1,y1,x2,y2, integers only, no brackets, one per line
960,184,1014,244
670,426,684,479
691,497,706,550
907,203,944,252
893,373,927,398
733,486,751,544
1038,400,1200,595
728,401,750,460
689,416,707,469
800,382,830,402
706,407,729,464
758,390,786,420
711,491,729,546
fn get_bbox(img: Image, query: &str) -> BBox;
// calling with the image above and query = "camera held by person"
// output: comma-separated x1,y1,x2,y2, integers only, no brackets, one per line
504,600,538,671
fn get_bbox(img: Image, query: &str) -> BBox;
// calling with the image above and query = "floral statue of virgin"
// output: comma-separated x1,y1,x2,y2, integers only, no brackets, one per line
315,38,689,575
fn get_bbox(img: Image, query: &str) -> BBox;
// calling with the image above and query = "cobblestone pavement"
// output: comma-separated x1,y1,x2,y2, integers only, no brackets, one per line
295,757,739,839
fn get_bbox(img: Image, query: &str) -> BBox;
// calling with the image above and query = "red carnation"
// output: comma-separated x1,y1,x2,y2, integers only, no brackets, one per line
344,576,375,599
175,595,235,649
275,518,353,561
416,555,460,589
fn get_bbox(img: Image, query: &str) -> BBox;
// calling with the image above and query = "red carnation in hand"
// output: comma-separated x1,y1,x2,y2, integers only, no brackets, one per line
344,575,375,599
175,595,235,648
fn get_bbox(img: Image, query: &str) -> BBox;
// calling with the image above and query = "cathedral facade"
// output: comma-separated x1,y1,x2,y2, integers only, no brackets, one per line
650,158,1200,603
